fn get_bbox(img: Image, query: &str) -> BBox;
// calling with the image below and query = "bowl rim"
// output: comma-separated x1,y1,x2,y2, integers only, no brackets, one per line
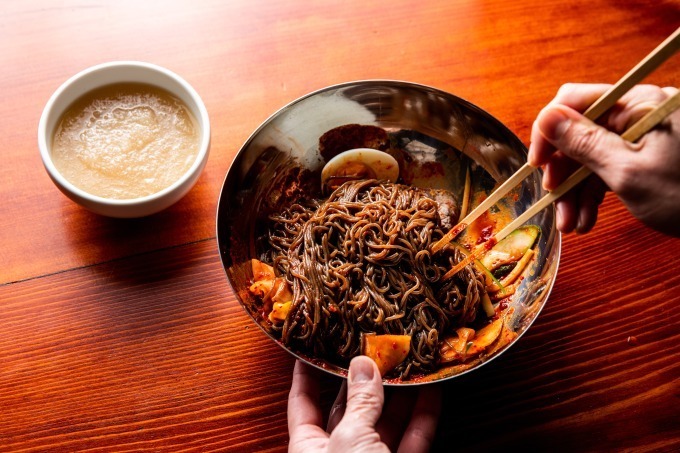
216,79,561,385
37,60,211,209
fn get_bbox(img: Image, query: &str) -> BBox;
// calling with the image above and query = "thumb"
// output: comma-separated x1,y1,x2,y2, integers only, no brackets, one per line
328,356,387,452
344,356,384,425
536,104,634,176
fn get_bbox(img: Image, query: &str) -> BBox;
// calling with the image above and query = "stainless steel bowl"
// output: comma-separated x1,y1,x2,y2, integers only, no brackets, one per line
217,80,561,385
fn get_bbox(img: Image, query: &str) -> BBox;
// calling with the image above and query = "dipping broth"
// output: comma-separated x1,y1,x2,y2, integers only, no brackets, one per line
51,83,200,199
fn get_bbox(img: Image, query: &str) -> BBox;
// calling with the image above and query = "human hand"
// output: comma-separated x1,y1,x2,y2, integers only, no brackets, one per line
287,356,441,453
528,83,680,236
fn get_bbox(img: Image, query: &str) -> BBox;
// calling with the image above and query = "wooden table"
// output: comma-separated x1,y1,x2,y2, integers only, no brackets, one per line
2,1,679,451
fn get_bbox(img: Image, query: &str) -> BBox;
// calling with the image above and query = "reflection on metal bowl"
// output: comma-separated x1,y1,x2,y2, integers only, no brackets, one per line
217,80,560,385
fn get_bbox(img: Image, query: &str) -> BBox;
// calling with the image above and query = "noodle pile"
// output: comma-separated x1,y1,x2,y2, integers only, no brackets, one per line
266,179,486,378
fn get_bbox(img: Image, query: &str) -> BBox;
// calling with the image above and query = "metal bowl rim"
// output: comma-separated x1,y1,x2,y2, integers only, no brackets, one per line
215,79,561,385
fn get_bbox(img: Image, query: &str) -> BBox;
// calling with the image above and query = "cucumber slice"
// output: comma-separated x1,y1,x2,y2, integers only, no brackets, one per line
480,225,540,271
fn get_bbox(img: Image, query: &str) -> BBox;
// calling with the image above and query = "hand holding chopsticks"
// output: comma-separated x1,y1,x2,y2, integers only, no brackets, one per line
497,89,680,241
436,26,680,280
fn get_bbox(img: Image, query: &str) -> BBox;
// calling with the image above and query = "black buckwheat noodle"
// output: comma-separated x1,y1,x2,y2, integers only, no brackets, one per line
266,179,485,379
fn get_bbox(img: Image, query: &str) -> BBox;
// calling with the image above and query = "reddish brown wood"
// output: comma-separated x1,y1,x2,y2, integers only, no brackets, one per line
1,0,679,451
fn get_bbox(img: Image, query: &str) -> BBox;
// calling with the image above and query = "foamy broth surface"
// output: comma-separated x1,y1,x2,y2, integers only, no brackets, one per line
51,83,200,199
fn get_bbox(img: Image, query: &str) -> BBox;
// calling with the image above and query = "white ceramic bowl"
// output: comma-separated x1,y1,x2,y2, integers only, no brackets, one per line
38,61,210,218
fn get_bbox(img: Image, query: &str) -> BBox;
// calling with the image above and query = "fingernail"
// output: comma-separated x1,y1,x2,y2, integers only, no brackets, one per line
538,106,572,141
349,357,375,383
527,142,537,166
575,215,589,235
556,202,569,233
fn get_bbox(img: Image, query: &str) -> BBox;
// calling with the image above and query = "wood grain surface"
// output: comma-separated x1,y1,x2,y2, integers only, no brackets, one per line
1,0,679,451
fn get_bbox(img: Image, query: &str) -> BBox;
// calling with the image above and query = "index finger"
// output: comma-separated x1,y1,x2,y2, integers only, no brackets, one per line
551,83,612,113
528,84,610,168
288,360,324,432
397,384,442,453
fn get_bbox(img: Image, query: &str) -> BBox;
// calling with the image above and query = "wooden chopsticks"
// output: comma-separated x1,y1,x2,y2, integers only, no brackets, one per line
582,27,680,120
430,161,535,253
440,92,680,281
433,26,680,255
435,26,680,279
493,90,680,242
